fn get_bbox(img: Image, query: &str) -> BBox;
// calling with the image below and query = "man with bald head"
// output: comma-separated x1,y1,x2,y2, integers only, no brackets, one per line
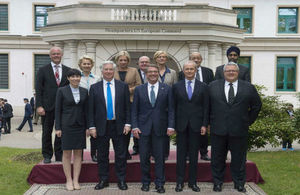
36,46,71,164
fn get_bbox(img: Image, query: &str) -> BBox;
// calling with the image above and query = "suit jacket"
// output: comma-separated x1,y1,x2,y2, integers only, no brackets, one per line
2,103,13,118
138,69,147,84
215,64,251,82
30,97,35,112
114,67,142,102
208,79,261,137
178,66,214,84
55,85,89,130
173,79,209,132
24,103,33,117
88,79,131,136
36,63,71,112
131,82,175,136
159,67,177,86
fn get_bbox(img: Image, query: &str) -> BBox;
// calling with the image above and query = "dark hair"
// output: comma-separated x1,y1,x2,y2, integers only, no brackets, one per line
24,98,29,101
66,68,81,77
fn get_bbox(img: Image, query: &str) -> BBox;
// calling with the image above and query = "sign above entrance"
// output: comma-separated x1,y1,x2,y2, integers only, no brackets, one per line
105,28,181,33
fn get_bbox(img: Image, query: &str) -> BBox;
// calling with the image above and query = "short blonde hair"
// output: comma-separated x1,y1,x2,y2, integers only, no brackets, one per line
115,51,131,63
78,55,94,69
153,51,168,61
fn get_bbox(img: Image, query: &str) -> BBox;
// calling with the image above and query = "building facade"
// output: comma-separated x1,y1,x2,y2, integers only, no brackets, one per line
0,0,300,114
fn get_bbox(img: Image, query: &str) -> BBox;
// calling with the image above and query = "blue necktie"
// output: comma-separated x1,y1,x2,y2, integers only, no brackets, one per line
107,82,113,120
187,80,193,100
150,85,156,107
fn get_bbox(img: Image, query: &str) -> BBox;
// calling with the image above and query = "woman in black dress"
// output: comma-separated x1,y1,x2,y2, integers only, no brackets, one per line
55,69,89,191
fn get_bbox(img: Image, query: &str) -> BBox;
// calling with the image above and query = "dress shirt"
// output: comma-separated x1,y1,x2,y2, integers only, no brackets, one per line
160,66,171,83
197,67,203,82
51,61,62,82
141,70,145,81
103,79,116,120
224,80,238,102
147,82,159,103
185,78,195,94
79,72,100,91
70,85,80,104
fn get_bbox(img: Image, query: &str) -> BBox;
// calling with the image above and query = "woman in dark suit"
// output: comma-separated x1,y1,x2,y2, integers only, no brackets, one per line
55,68,89,191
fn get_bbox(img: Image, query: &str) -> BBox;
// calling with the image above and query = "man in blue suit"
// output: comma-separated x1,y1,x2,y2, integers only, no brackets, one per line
132,64,175,193
16,98,33,132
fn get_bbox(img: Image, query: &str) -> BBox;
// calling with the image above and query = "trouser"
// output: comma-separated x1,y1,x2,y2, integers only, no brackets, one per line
17,116,33,131
90,137,97,157
3,117,11,133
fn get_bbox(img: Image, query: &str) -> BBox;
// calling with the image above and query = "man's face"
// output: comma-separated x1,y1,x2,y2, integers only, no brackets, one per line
102,63,115,81
138,57,150,72
227,51,239,63
183,63,197,80
49,48,63,65
190,54,202,68
224,65,239,83
146,67,159,84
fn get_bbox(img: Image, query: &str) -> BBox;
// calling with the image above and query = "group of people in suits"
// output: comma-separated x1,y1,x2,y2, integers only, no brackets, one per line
0,98,13,136
35,45,262,193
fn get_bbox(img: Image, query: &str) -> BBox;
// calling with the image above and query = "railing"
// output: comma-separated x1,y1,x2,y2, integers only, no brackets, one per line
111,8,177,22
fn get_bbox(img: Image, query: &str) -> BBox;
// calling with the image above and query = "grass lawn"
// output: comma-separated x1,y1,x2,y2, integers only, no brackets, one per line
0,147,299,194
248,151,300,195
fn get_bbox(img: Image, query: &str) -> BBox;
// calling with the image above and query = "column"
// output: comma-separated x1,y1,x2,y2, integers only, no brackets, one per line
83,40,98,75
207,42,218,70
222,44,231,64
188,42,200,55
65,40,78,68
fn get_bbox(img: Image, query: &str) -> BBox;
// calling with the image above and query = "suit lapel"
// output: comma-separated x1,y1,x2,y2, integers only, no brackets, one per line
219,80,228,104
142,84,151,106
179,80,189,101
66,85,76,104
232,80,243,104
156,82,165,106
191,80,200,101
60,65,69,86
47,64,58,86
98,81,106,107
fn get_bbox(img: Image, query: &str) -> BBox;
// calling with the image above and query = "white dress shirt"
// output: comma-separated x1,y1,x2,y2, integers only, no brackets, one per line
70,85,80,104
185,78,195,94
147,81,159,103
79,72,101,91
103,79,116,120
51,61,62,81
224,80,238,102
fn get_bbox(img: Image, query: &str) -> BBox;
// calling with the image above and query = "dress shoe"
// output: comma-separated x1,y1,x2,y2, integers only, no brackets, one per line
213,184,222,192
118,181,128,190
175,183,184,192
234,184,246,193
188,184,200,192
155,185,165,193
141,184,150,191
95,181,109,190
33,122,37,125
16,128,21,132
91,155,97,162
200,154,211,161
131,150,139,155
28,130,33,132
43,158,51,164
73,182,81,190
66,182,74,191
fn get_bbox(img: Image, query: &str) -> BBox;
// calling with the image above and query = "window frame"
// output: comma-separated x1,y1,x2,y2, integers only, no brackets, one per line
0,3,9,31
32,53,51,89
277,6,300,35
0,52,9,91
233,7,253,34
276,56,297,92
32,3,55,32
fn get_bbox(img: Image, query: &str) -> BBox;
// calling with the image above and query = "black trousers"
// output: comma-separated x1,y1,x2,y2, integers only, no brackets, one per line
133,137,139,152
139,129,165,186
2,117,11,133
41,111,62,161
124,131,131,157
17,116,33,131
97,120,127,182
176,124,201,185
90,137,97,157
164,135,170,157
199,134,209,156
211,134,247,186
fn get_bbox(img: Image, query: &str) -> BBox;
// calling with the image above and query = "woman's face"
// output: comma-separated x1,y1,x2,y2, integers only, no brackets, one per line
155,53,167,66
117,56,129,69
68,75,81,87
79,59,93,73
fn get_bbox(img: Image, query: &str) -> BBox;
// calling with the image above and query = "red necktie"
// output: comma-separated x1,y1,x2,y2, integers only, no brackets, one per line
54,65,60,86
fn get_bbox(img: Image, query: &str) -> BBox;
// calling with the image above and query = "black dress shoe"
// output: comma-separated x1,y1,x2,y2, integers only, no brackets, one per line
118,181,128,190
188,184,200,192
156,185,165,193
91,155,97,162
234,184,246,193
200,154,211,161
213,184,222,192
131,150,139,155
141,184,150,192
16,128,21,132
43,158,51,164
95,181,109,190
175,183,184,192
28,130,33,132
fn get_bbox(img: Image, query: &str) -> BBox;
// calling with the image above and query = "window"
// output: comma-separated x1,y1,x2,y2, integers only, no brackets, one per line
0,4,8,31
278,8,298,33
238,56,251,71
276,57,296,91
0,54,9,89
34,54,51,88
233,7,252,33
34,5,54,31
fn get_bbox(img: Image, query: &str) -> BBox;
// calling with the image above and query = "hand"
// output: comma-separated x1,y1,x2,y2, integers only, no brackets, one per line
90,128,97,138
200,126,206,135
37,107,45,116
167,128,175,136
56,130,62,137
132,128,141,139
85,129,90,137
123,126,131,135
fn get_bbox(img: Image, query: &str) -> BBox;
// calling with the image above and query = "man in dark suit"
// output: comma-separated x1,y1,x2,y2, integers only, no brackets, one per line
209,62,261,192
132,64,175,193
173,61,209,192
132,56,150,156
89,61,131,191
16,98,33,132
215,46,251,82
2,99,13,134
179,52,214,161
36,47,71,164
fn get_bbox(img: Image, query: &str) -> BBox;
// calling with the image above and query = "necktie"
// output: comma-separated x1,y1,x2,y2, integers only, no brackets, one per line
187,80,193,100
196,70,200,81
150,85,156,107
107,82,113,120
54,65,60,86
228,83,234,104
